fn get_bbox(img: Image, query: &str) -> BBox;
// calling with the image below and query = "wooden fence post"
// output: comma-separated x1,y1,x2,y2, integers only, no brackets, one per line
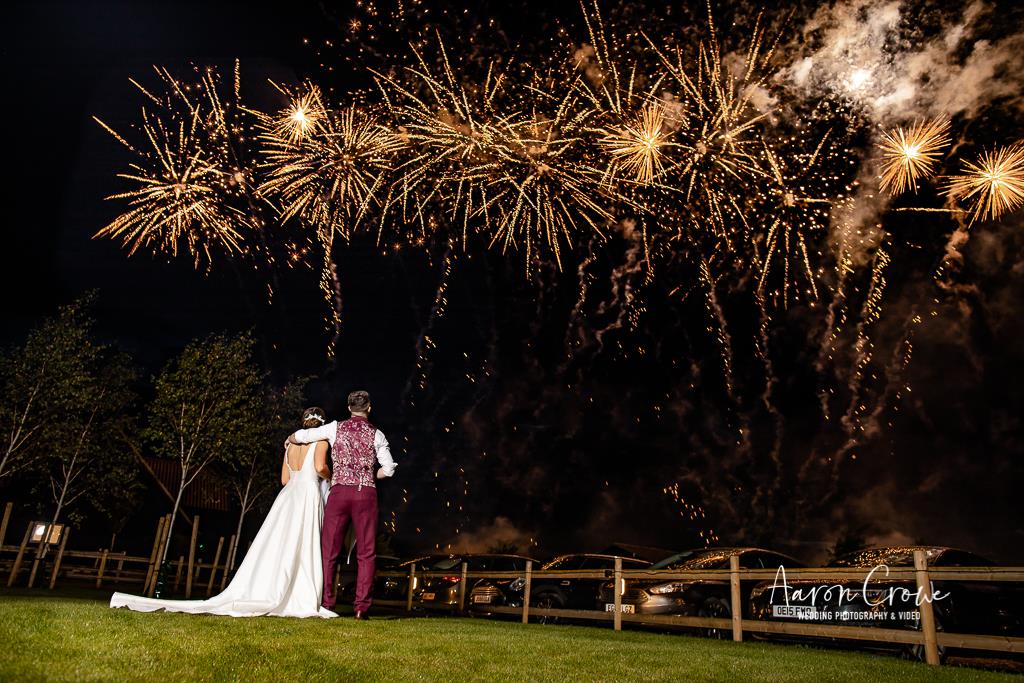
406,564,416,611
185,516,200,599
147,515,172,597
114,552,125,584
96,549,110,589
913,549,941,666
7,522,33,587
613,557,623,632
458,561,468,613
0,502,12,547
729,555,743,642
220,535,236,590
206,537,224,596
143,516,166,595
115,548,125,581
522,560,532,624
48,527,71,589
174,555,185,591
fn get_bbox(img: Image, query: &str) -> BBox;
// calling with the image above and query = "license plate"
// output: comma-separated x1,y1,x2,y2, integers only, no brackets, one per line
472,595,493,604
605,603,635,614
422,592,435,600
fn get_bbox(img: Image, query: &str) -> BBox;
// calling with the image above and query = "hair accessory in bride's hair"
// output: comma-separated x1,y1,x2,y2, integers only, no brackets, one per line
301,406,327,427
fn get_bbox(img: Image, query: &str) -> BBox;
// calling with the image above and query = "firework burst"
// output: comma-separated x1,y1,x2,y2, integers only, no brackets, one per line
877,117,950,196
93,64,272,269
945,144,1024,224
377,40,614,270
256,88,404,242
94,104,247,268
270,83,327,147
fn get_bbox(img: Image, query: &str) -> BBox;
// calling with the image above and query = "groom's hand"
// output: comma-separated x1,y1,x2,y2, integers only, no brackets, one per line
376,469,387,480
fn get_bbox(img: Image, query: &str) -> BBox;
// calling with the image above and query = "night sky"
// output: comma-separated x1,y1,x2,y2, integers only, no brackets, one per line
5,0,1024,563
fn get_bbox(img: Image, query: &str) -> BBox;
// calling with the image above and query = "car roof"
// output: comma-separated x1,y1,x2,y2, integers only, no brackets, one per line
832,546,990,562
549,553,652,562
654,547,804,564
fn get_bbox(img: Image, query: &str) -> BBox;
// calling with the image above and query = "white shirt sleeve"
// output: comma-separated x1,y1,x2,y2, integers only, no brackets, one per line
374,430,397,477
292,421,338,446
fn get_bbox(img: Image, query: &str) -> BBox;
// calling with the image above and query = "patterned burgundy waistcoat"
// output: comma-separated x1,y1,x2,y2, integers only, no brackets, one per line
332,416,378,489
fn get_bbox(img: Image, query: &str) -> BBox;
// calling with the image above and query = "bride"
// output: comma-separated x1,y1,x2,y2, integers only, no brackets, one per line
110,407,338,618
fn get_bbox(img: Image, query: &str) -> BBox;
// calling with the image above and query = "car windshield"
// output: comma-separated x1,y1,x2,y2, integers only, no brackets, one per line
650,550,732,570
543,556,584,570
831,548,939,567
431,557,464,571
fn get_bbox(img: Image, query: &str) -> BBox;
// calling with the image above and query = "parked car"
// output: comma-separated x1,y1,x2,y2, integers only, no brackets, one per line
597,547,804,637
418,554,534,611
748,545,1024,660
337,554,400,601
371,554,454,603
470,553,652,621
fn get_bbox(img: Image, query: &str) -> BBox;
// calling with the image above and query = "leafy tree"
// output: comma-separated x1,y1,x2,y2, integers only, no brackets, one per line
147,333,262,564
222,377,308,570
85,427,146,550
29,350,139,579
0,296,97,483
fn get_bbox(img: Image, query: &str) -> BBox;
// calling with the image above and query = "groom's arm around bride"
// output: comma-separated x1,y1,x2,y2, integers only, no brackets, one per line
286,408,397,482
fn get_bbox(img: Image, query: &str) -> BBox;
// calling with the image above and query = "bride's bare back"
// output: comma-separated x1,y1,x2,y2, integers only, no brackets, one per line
282,441,330,484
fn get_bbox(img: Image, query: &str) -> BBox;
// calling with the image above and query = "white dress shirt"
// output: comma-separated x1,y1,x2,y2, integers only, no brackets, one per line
292,420,397,477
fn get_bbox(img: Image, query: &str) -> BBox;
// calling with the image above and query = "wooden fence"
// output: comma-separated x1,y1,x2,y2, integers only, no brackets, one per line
0,505,237,599
2,500,1021,668
373,552,1024,667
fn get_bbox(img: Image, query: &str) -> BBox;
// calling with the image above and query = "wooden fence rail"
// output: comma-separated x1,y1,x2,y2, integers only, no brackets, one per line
372,551,1024,667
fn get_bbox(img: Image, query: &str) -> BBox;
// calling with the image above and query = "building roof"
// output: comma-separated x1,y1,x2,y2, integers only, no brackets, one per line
143,457,232,512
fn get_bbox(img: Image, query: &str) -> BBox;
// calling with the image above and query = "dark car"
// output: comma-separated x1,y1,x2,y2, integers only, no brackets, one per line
371,554,454,603
597,547,804,636
418,554,534,611
337,554,400,601
748,546,1024,660
470,554,652,619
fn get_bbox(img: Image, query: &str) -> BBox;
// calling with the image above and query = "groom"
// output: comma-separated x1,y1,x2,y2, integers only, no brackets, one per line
288,390,397,619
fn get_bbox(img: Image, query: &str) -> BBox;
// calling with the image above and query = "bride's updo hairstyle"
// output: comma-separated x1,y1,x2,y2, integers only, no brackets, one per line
301,407,326,429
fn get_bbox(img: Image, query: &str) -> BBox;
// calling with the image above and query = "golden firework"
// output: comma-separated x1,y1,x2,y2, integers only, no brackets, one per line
257,100,404,241
598,101,675,185
945,144,1024,224
877,117,950,195
271,83,327,147
377,40,613,270
94,106,246,268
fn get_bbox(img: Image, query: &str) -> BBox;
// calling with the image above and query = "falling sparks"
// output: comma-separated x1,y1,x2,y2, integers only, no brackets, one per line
877,117,950,196
92,2,1024,549
945,144,1024,224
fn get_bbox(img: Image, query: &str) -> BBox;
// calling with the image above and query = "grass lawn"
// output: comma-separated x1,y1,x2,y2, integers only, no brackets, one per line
0,590,1018,682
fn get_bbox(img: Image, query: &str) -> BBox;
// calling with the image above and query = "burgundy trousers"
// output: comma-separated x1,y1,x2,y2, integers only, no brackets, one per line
321,484,378,613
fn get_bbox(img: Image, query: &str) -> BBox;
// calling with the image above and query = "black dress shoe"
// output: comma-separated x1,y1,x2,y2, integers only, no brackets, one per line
354,611,369,620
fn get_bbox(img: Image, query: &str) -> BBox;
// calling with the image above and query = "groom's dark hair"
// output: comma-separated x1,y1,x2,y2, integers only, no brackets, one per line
347,390,371,412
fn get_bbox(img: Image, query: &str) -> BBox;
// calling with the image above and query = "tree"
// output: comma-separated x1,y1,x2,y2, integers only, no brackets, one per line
221,377,308,571
147,333,262,564
29,351,138,580
0,297,97,483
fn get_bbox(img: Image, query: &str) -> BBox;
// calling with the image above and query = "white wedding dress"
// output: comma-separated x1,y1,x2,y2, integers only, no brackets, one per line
110,444,337,618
